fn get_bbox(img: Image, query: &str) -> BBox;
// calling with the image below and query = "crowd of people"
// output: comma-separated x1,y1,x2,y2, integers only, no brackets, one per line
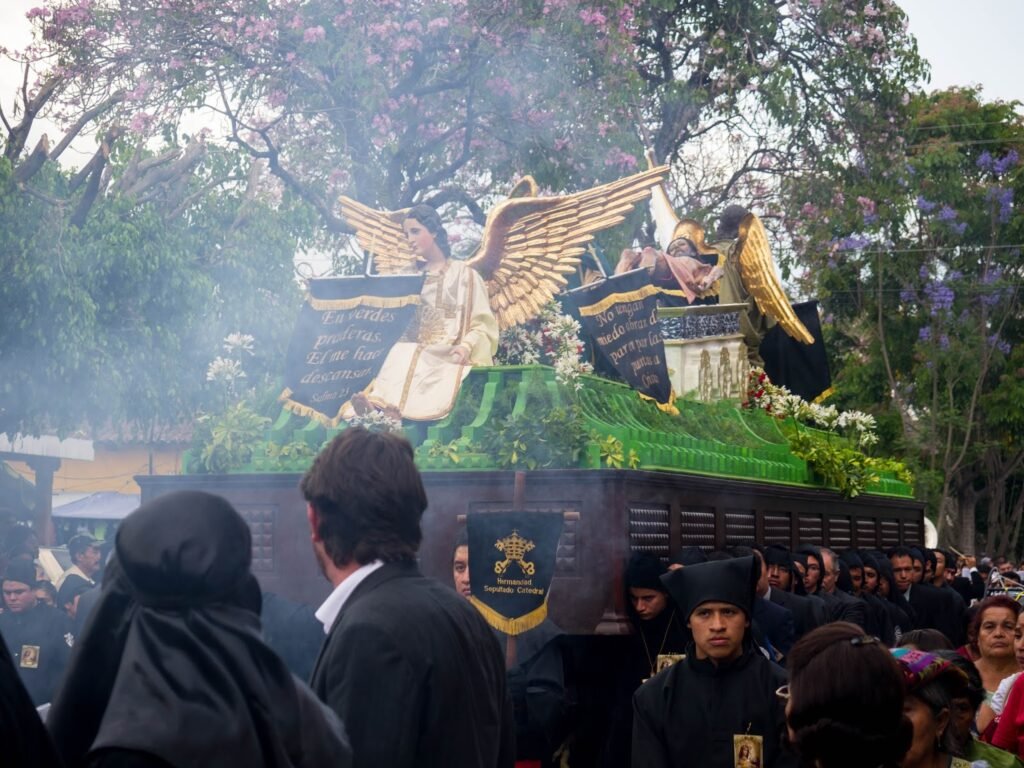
3,427,1024,767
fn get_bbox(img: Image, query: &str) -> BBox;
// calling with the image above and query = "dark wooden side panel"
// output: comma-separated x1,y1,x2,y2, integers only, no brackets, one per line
138,469,924,635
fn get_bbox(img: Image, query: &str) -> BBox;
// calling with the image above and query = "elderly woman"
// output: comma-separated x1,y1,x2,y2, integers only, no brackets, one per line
785,622,911,768
891,648,973,768
971,596,1023,704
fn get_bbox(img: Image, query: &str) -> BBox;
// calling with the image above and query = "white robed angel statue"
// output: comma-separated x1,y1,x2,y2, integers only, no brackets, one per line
338,165,668,421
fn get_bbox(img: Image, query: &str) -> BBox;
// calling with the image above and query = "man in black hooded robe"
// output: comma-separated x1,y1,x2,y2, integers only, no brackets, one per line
47,490,350,768
632,556,796,768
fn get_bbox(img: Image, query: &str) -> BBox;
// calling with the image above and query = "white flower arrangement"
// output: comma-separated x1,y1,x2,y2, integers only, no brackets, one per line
206,356,246,384
745,367,878,449
495,301,593,389
223,332,256,356
348,409,403,434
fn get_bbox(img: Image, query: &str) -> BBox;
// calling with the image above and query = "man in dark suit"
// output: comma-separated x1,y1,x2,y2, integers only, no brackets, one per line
800,546,867,629
760,545,825,638
732,546,795,658
890,546,966,644
303,427,514,768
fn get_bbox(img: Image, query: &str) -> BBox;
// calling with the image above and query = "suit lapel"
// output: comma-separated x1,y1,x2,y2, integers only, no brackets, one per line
309,561,419,685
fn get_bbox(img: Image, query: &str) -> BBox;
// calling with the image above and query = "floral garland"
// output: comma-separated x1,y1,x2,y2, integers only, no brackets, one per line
744,367,879,449
348,409,403,434
495,301,593,390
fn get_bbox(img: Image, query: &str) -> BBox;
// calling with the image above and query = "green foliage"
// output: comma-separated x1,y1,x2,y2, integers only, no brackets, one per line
193,402,271,473
788,430,877,499
598,435,640,469
784,88,1024,546
264,440,316,467
427,439,463,465
478,377,590,470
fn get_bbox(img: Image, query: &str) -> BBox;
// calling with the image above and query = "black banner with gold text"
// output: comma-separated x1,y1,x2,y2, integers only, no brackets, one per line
563,270,673,406
467,511,564,636
279,275,424,425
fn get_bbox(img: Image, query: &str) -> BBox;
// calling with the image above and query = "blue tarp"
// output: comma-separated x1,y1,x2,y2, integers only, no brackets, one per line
52,492,139,520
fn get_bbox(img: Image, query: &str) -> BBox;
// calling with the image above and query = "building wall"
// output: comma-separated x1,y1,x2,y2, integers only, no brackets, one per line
9,444,184,496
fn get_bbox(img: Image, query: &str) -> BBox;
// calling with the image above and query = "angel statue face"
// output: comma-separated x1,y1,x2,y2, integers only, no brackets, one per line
403,203,450,266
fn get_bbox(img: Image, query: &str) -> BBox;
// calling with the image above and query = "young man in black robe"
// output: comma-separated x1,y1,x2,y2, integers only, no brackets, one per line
303,427,514,768
631,556,796,768
0,558,73,706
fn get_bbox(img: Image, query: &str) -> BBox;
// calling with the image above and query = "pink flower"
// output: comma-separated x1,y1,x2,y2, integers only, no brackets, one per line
303,26,326,43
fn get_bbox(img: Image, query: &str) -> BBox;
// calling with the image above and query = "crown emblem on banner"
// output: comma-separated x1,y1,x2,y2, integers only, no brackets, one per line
494,529,536,576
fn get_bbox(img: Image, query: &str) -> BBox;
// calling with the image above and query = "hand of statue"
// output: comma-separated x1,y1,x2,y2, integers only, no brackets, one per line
639,246,660,269
450,344,471,365
615,248,641,275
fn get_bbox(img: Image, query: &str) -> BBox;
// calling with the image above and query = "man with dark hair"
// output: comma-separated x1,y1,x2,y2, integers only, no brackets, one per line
303,427,513,768
799,546,866,629
631,556,794,767
732,546,795,657
55,534,102,589
889,545,965,646
761,545,825,638
0,559,74,705
55,575,91,620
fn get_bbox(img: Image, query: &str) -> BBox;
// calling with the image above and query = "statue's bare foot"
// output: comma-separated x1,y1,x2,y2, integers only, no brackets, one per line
351,393,372,416
382,404,402,423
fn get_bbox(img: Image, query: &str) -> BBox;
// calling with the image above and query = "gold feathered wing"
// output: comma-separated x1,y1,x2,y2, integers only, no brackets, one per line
337,196,417,274
735,213,814,344
468,165,670,330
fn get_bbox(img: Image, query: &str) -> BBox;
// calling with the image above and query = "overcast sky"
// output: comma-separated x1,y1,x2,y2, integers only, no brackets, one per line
0,0,1020,168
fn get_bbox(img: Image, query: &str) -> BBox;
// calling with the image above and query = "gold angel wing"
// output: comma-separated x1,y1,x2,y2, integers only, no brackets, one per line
468,165,669,330
338,196,417,274
735,213,814,344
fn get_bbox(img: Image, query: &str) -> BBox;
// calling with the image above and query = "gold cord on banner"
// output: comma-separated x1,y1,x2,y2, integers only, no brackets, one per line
278,388,347,427
638,388,679,416
576,284,661,317
305,294,421,311
468,595,549,636
812,386,836,404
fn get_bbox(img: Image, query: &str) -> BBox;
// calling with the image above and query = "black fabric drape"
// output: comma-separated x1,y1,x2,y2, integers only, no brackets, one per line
0,627,63,768
48,490,349,768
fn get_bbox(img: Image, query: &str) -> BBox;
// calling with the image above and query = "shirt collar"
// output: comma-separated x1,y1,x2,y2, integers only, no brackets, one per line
314,560,384,634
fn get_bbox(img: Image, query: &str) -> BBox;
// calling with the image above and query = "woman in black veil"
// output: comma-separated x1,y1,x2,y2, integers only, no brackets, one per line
48,490,350,768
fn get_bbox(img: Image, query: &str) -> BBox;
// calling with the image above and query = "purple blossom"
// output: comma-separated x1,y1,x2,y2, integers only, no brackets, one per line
977,151,994,171
982,266,1004,285
986,185,1014,223
988,334,1012,355
837,234,872,250
899,288,916,303
938,334,950,350
924,281,955,315
918,326,932,342
980,289,1003,309
919,264,930,280
937,205,957,222
916,196,936,213
994,150,1019,175
950,221,967,236
946,270,962,281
